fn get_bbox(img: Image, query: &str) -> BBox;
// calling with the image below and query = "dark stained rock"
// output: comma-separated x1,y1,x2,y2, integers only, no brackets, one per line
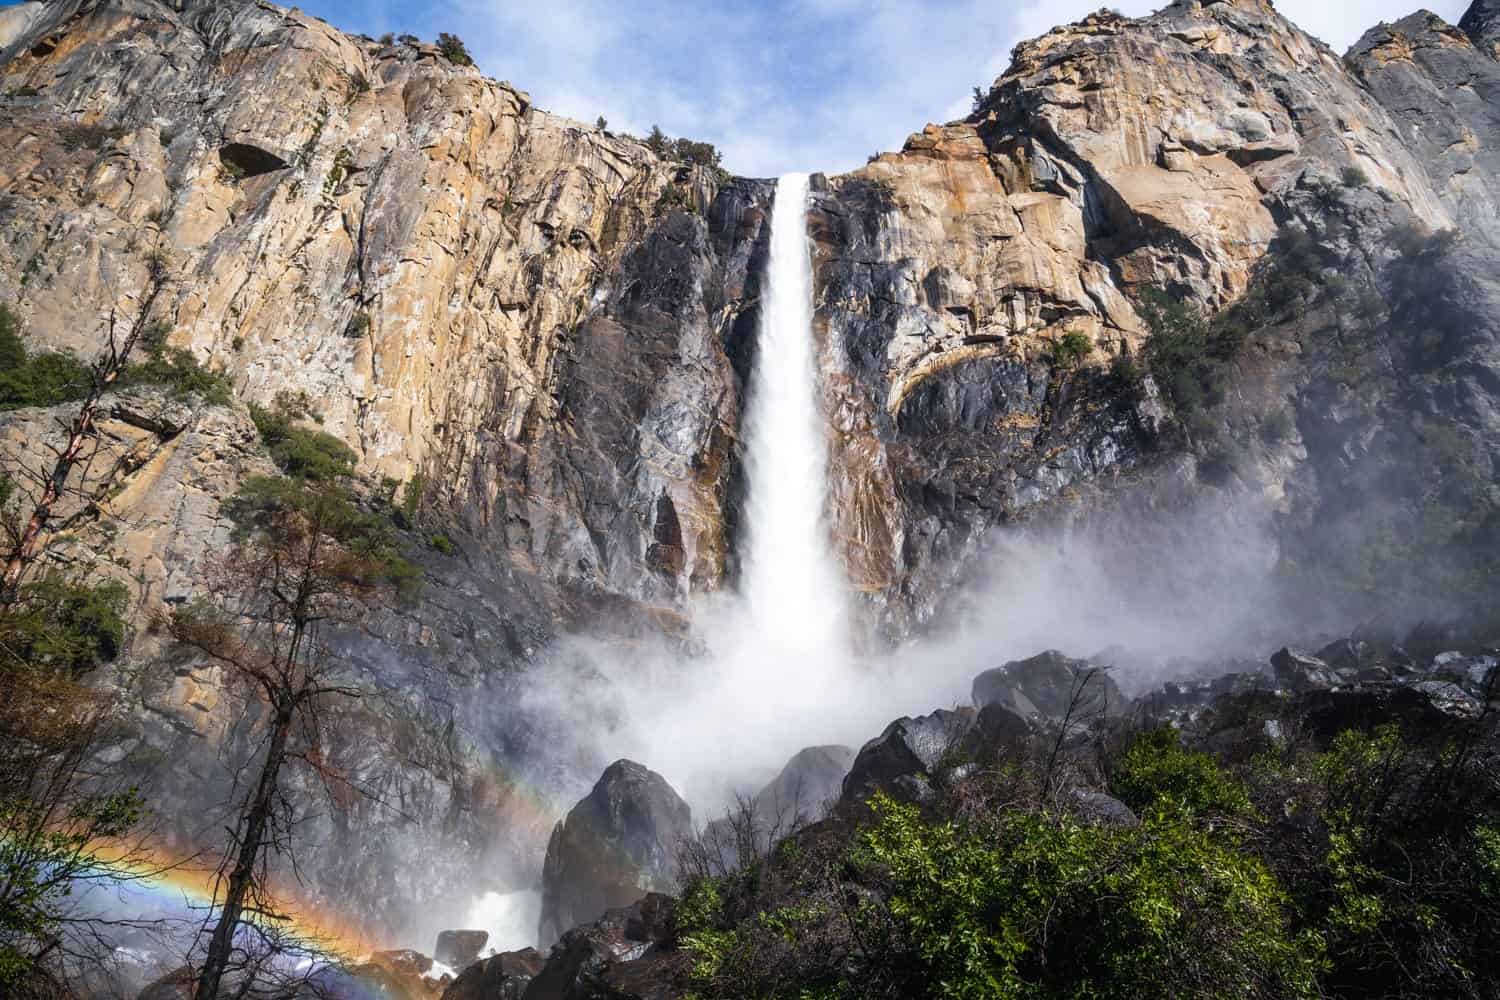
436,930,490,970
524,894,678,1000
841,704,1030,806
538,761,692,949
1297,683,1480,746
1270,647,1339,692
443,948,545,1000
972,651,1123,723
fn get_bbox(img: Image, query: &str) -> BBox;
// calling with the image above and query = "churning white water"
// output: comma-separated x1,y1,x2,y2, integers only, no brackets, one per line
739,172,850,671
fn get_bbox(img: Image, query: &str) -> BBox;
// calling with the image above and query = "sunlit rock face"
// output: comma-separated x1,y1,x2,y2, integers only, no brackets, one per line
806,0,1476,634
2,0,1499,951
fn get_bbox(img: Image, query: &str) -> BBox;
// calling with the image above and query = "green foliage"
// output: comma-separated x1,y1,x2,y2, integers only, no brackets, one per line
0,574,129,675
1137,288,1246,421
0,786,143,990
428,533,455,556
1341,165,1370,188
595,115,608,131
1109,726,1251,819
855,793,1320,1000
1050,330,1093,370
398,474,424,527
436,32,474,66
249,394,357,482
0,305,94,411
643,124,725,174
224,475,418,593
123,324,233,404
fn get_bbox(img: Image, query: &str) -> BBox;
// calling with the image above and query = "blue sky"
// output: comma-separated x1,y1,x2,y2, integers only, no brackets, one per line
9,0,1473,175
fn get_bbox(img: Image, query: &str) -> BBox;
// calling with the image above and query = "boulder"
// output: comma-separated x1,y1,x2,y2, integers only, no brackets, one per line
443,948,545,1000
525,894,678,1000
1270,647,1338,692
701,745,853,871
538,761,692,949
435,930,490,970
1067,789,1140,828
972,651,1123,723
841,704,1030,806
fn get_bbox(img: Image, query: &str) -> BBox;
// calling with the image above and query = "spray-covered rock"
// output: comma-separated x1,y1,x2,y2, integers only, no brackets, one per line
841,705,1030,806
538,761,692,949
972,651,1124,723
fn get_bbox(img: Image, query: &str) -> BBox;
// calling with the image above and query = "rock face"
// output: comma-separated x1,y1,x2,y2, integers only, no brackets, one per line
3,0,1500,954
538,761,692,950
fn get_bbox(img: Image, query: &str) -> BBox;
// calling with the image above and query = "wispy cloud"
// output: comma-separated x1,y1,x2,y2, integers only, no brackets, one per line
298,0,1471,177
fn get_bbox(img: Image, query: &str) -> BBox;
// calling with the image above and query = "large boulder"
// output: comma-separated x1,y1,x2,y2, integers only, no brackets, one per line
443,948,545,1000
971,651,1123,723
700,745,853,872
524,894,679,1000
1270,647,1339,692
538,761,692,949
841,705,1030,806
435,930,490,970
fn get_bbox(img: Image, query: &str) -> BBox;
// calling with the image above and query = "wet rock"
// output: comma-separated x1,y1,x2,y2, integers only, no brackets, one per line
972,651,1123,723
841,704,1030,806
701,745,854,869
525,894,678,1000
436,931,491,971
1270,647,1339,692
443,948,545,1000
539,761,692,949
377,950,435,978
1297,683,1478,745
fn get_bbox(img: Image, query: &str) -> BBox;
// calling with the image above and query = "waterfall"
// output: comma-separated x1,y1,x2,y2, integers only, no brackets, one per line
739,172,849,668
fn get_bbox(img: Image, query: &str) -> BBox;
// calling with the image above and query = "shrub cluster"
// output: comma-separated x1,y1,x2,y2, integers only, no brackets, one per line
672,708,1500,1000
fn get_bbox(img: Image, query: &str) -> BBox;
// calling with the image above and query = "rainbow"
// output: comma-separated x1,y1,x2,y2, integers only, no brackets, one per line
92,842,387,962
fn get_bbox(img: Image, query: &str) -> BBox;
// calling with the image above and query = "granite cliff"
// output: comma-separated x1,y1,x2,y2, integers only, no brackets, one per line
1,0,1498,952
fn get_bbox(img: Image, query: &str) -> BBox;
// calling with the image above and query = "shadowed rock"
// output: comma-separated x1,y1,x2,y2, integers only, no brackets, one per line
972,651,1123,723
443,948,544,1000
841,704,1030,806
538,761,692,950
435,930,490,970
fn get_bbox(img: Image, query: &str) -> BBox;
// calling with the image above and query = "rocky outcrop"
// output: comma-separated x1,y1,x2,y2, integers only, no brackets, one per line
538,761,692,950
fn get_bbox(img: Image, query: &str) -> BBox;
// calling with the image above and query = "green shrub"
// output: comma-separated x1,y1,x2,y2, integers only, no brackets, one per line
428,533,455,556
854,793,1321,1000
1050,330,1093,370
123,325,233,404
0,574,130,674
1341,165,1370,188
249,395,357,482
436,32,473,66
0,306,94,411
1108,726,1252,819
398,474,424,527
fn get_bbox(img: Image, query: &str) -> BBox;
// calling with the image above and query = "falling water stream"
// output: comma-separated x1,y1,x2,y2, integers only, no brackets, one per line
739,172,850,672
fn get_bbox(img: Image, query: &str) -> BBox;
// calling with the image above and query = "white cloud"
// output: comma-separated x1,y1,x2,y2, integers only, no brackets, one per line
430,0,1471,177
